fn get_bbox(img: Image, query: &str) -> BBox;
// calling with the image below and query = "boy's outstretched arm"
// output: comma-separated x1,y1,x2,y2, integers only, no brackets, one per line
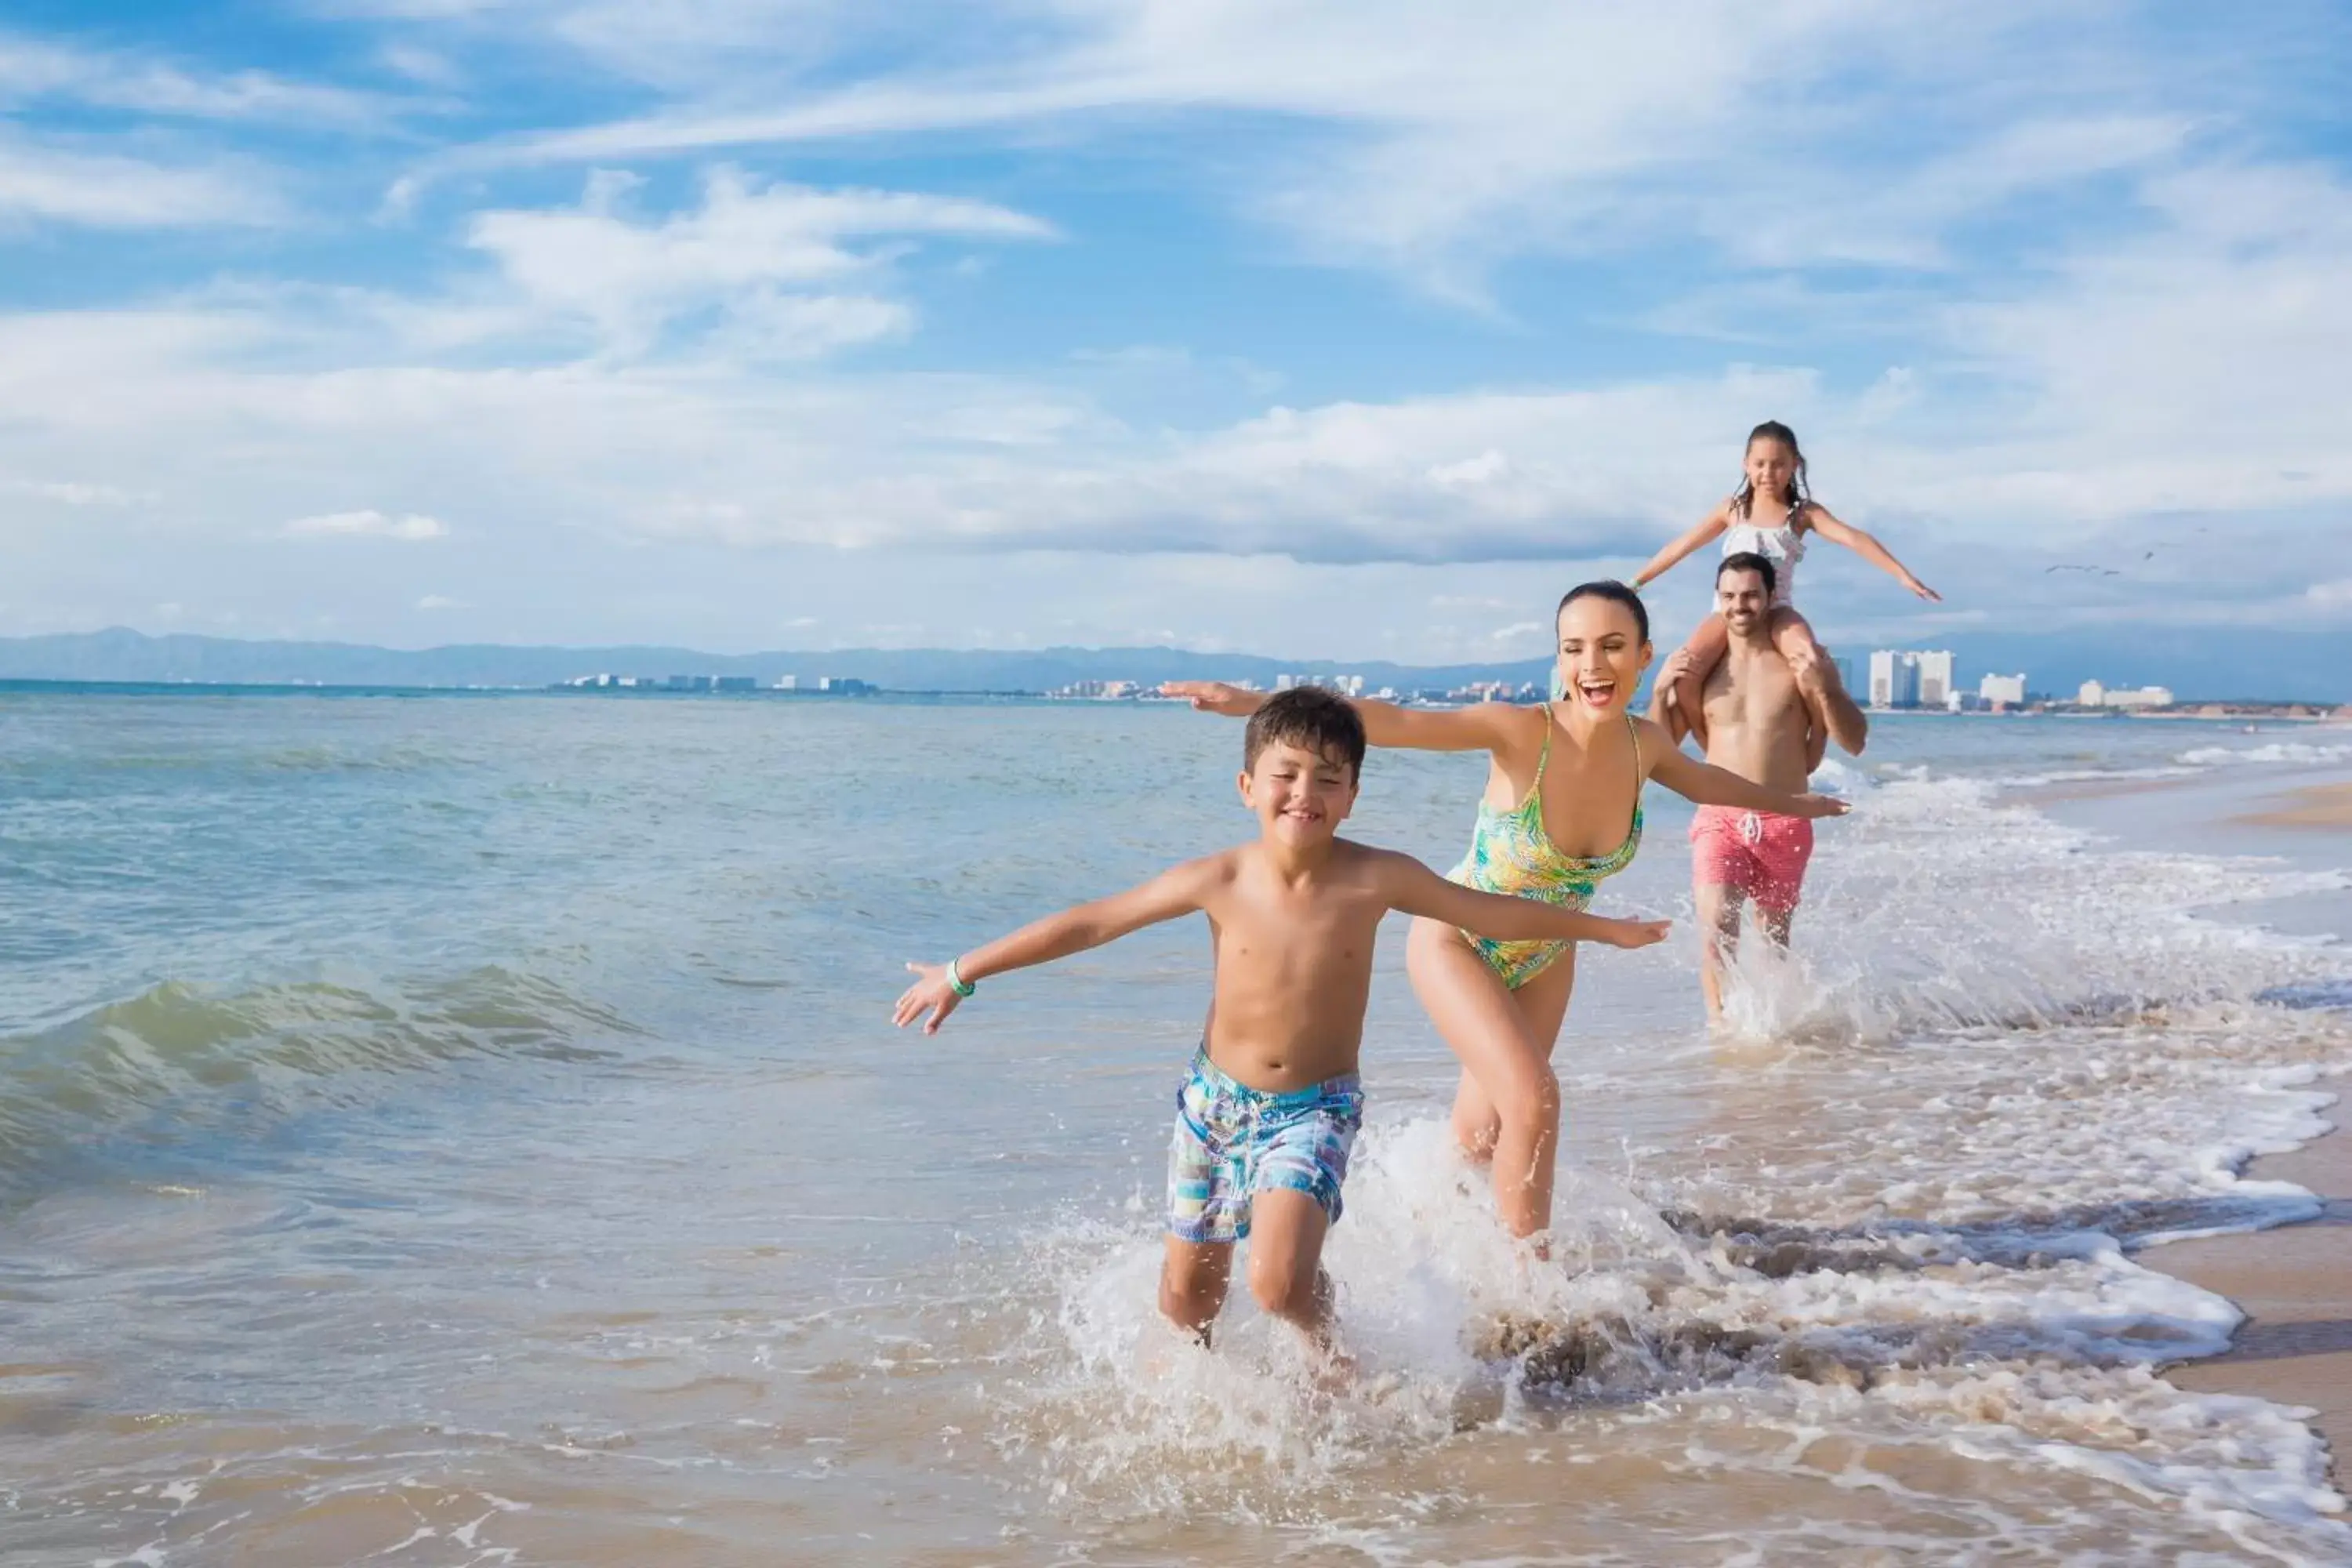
1161,682,1523,754
894,856,1223,1034
1641,720,1852,818
1377,854,1671,950
1630,506,1731,590
1805,507,1940,601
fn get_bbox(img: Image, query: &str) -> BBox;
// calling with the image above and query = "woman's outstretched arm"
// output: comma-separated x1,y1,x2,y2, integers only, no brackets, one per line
1161,683,1526,754
1639,717,1851,818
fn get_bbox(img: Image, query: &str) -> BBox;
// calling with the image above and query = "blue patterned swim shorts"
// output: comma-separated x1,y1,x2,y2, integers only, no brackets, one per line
1166,1048,1363,1245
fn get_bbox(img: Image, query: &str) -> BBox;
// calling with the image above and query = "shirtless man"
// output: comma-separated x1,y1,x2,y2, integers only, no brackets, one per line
1651,552,1867,1020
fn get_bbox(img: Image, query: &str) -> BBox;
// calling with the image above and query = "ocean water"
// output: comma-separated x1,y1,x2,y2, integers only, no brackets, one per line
2,691,2350,1566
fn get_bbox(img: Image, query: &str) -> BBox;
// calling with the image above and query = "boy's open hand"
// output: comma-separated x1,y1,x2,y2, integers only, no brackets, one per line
894,963,964,1035
1793,792,1851,819
1596,916,1672,949
1160,681,1259,715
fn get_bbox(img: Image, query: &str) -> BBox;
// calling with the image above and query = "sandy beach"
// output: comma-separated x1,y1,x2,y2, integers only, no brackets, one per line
2241,782,2352,830
2162,1127,2352,1480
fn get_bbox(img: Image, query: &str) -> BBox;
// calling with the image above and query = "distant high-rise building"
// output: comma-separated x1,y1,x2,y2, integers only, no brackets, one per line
1275,673,1298,691
775,675,799,691
1831,655,1856,695
1915,650,1954,708
1979,672,2027,707
1867,649,1954,710
1868,649,1920,708
2079,680,2173,710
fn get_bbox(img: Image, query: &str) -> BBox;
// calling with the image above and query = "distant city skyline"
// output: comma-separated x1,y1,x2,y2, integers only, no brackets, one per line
0,8,2343,683
1,626,2341,707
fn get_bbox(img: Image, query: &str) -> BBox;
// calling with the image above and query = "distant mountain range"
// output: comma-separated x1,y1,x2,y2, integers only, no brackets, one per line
0,625,2343,702
0,627,1548,694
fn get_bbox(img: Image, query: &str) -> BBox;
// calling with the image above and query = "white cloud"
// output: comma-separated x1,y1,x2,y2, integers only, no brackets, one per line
0,133,279,229
461,165,1051,354
412,3,2247,301
0,29,394,125
416,593,467,609
285,510,450,540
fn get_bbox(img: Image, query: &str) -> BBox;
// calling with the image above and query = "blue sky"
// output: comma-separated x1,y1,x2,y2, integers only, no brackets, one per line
1,1,2347,690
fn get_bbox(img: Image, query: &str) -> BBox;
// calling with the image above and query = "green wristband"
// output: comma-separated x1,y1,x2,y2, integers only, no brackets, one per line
946,958,977,999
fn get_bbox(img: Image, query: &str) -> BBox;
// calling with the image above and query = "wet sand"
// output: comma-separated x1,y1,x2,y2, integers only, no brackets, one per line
2240,782,2352,830
2161,1125,2352,1480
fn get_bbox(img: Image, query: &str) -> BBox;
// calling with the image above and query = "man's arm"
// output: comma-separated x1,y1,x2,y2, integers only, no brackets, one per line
1806,507,1939,602
1641,718,1852,818
1163,682,1527,755
893,856,1222,1034
1795,657,1867,757
1377,854,1671,949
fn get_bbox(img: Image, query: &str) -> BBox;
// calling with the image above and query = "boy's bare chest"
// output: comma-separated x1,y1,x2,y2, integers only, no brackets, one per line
1208,893,1385,975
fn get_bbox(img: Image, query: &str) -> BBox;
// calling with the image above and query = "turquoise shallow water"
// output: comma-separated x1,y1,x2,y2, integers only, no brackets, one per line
2,691,2351,1564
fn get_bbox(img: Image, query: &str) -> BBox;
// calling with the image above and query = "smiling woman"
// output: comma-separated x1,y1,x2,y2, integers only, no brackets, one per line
1169,582,1849,1240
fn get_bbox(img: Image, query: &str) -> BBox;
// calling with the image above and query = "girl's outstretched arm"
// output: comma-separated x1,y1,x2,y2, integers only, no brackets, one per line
1639,717,1850,818
894,855,1224,1034
1161,682,1526,754
1630,505,1732,590
1805,506,1940,601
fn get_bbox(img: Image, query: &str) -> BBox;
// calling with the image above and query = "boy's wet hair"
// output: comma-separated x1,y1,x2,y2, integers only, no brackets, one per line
1717,551,1778,597
1244,687,1367,778
1556,579,1650,645
1733,419,1809,517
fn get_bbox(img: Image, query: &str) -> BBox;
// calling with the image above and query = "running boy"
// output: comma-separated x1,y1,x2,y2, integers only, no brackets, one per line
893,689,1668,1370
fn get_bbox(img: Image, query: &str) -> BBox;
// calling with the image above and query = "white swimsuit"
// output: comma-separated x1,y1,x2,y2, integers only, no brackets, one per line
1721,500,1806,608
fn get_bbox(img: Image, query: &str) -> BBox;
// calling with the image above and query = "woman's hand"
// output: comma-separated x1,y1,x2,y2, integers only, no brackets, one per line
1591,916,1672,949
1161,681,1264,716
1905,576,1942,602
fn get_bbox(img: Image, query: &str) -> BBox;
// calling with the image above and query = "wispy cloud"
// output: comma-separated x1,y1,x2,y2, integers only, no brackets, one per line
285,510,450,540
0,133,279,228
0,28,399,126
459,165,1052,355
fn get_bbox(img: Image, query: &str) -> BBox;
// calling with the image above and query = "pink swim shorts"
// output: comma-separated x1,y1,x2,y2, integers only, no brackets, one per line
1689,806,1815,914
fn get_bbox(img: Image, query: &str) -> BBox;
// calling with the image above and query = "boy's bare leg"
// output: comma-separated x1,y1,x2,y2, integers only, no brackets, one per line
1158,1238,1232,1347
1244,1189,1348,1377
1695,880,1744,1023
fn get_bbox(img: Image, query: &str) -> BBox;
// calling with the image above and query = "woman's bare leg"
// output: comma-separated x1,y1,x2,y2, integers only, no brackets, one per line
1406,919,1577,1238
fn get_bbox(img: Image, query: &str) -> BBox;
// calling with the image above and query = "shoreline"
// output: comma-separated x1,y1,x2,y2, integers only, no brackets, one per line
2240,782,2352,830
2136,775,2352,1480
2158,1123,2352,1481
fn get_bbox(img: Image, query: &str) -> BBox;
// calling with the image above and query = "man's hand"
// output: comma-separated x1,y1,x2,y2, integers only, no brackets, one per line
1592,916,1673,949
893,962,965,1036
1160,681,1261,715
1791,793,1851,819
1655,648,1695,689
